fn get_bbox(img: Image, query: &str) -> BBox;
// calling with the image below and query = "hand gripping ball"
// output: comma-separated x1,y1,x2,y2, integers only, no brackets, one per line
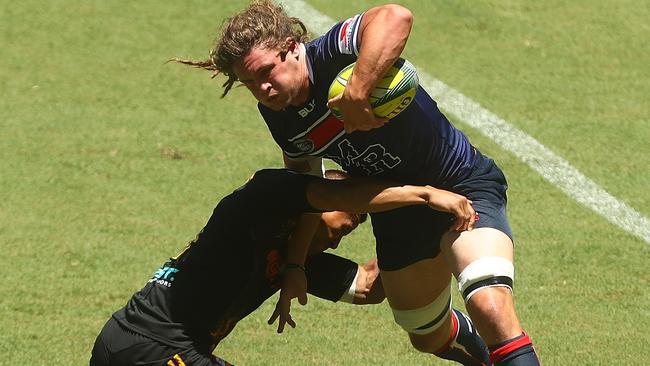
328,58,419,120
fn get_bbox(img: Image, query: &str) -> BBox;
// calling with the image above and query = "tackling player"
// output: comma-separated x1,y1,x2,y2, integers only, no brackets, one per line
90,168,477,366
173,1,541,365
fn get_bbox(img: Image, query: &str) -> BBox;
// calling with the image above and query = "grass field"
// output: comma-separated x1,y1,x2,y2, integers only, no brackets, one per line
1,0,649,365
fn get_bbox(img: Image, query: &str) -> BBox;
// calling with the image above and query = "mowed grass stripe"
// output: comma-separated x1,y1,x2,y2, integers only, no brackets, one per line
282,0,650,244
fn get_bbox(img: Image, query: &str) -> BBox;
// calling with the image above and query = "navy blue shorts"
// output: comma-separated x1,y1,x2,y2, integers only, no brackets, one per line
372,153,513,271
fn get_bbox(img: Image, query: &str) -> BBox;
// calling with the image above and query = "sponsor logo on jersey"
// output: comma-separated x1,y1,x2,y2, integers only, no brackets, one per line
294,138,314,153
338,15,359,54
149,265,179,288
297,99,316,118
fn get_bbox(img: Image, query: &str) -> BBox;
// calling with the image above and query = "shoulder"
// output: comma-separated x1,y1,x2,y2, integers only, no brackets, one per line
304,13,364,79
230,169,322,212
245,169,305,187
307,13,364,56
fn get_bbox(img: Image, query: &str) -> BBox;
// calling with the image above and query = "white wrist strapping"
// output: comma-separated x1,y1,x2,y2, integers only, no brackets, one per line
339,268,359,303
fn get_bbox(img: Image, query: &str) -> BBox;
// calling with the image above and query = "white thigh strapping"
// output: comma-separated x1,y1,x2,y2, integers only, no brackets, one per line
457,256,514,301
391,283,452,335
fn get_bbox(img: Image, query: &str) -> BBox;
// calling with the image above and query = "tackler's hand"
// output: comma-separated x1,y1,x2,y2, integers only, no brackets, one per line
424,187,477,232
268,264,308,334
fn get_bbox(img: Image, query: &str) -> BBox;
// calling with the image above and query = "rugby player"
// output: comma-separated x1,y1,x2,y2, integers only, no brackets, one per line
90,168,477,366
174,2,541,365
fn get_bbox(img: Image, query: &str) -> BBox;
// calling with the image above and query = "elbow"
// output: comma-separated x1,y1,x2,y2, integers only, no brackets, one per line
384,4,413,28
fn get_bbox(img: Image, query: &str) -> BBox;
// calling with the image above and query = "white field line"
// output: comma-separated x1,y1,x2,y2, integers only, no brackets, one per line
281,0,650,244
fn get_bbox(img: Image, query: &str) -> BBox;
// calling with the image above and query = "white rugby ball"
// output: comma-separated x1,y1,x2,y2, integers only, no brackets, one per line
328,58,419,120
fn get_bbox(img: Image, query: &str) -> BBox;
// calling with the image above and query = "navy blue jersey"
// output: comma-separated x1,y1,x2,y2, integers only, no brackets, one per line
261,14,477,188
111,169,356,352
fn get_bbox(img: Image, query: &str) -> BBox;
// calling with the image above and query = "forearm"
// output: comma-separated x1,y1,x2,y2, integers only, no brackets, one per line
345,5,413,100
286,213,321,266
308,178,433,213
283,153,323,266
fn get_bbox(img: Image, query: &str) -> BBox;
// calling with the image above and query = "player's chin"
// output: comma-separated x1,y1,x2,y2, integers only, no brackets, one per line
264,103,283,111
262,97,287,111
308,240,328,255
329,238,342,250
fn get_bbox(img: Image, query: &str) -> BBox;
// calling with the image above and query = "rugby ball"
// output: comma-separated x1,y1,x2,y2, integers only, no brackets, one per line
328,58,419,120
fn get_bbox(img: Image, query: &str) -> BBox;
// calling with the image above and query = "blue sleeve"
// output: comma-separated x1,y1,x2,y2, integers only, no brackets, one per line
314,13,364,59
307,13,364,83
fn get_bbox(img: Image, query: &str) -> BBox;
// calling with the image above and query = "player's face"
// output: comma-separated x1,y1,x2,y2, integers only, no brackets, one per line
233,42,309,111
309,211,367,254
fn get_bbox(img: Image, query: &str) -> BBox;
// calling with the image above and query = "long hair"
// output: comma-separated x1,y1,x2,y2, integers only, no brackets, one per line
171,0,309,98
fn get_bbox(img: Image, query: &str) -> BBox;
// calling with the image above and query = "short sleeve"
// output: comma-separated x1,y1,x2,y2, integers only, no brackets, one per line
232,169,323,215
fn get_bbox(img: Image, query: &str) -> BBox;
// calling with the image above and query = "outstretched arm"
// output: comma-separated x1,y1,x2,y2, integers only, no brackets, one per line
306,178,476,232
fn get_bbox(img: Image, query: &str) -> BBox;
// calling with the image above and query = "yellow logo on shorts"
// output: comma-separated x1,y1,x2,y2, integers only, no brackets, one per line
167,354,187,366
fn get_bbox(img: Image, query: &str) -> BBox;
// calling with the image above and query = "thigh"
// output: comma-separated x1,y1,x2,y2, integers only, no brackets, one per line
441,227,513,275
380,255,452,310
380,256,455,350
441,228,521,343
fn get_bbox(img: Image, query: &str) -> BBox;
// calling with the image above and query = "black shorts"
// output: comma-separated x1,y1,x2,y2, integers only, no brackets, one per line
372,153,513,271
90,317,231,366
90,253,356,366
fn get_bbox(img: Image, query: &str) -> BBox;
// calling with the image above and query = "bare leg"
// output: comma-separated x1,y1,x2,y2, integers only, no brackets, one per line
381,255,455,352
442,228,540,365
381,256,490,365
441,228,521,343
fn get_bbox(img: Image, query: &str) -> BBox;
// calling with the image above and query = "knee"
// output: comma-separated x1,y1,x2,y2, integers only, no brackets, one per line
466,287,522,344
406,314,457,354
456,256,516,322
455,256,523,342
409,332,444,353
467,286,514,321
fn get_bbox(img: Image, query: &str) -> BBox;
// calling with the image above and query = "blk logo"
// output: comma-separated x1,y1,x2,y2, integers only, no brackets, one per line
297,100,316,117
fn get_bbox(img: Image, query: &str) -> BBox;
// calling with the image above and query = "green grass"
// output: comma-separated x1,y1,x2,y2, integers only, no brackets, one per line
2,0,648,365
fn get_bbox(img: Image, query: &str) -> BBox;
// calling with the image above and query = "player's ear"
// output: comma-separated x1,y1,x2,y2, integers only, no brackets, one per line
285,38,299,56
279,37,300,62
